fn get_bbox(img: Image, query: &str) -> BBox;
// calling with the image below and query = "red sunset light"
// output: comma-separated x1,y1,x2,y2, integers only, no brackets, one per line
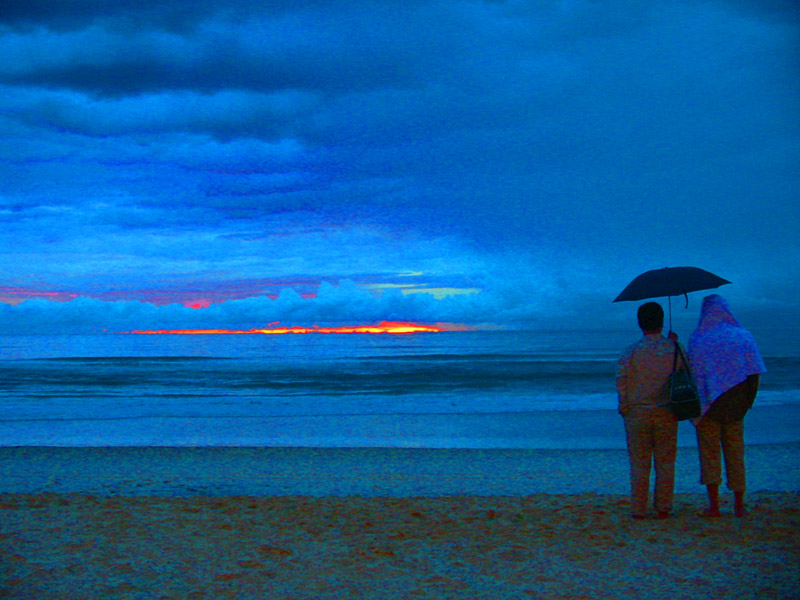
128,321,445,335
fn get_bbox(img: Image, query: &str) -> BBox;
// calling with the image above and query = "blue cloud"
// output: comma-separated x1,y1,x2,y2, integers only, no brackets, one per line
1,0,798,333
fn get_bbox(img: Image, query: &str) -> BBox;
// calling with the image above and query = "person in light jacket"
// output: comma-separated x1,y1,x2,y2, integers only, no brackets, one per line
616,302,680,519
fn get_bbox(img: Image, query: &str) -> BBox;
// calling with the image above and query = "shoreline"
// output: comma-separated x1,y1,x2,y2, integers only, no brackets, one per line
2,443,799,498
3,404,799,450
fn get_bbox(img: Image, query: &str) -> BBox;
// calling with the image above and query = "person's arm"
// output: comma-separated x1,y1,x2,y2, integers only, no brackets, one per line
616,357,629,416
616,377,629,416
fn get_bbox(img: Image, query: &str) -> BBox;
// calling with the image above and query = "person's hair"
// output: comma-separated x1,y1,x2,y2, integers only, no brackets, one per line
637,302,664,332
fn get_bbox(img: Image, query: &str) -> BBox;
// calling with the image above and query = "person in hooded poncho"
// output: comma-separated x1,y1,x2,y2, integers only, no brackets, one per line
688,295,766,517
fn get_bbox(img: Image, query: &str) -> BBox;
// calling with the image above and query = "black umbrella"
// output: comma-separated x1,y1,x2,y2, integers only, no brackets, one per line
613,266,731,331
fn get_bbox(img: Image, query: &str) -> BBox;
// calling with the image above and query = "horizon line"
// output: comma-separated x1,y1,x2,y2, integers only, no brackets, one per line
125,321,468,335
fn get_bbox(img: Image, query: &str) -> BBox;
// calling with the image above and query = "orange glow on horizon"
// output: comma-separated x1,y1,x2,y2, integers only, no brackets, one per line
127,321,449,335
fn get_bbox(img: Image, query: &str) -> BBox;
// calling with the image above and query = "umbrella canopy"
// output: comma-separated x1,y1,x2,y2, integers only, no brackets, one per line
614,267,730,303
613,266,731,330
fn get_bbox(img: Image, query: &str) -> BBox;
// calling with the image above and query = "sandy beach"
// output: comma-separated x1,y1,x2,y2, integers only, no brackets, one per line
2,446,799,599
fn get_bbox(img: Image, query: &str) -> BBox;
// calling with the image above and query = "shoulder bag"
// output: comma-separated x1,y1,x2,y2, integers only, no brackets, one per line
664,342,701,421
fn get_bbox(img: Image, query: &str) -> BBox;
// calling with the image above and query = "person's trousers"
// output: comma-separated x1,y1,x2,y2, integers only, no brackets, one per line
624,407,678,516
695,417,746,492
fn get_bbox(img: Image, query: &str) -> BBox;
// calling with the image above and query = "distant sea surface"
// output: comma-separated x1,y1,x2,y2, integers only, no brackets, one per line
1,329,798,449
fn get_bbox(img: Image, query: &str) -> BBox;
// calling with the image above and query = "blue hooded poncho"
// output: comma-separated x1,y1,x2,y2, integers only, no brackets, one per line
687,295,766,417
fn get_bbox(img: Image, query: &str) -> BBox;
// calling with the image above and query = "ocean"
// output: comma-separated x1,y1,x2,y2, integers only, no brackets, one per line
1,329,798,450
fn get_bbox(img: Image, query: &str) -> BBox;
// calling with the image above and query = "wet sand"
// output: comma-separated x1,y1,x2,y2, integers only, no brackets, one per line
1,444,799,497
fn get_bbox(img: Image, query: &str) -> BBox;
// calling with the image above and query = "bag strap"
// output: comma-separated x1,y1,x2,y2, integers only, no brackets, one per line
672,341,690,373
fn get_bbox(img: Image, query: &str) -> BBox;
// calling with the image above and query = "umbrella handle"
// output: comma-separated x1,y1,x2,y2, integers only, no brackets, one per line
666,293,689,340
668,295,673,333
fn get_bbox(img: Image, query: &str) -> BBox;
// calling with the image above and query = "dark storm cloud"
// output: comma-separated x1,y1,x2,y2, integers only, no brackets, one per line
721,0,800,23
0,1,435,98
0,0,295,32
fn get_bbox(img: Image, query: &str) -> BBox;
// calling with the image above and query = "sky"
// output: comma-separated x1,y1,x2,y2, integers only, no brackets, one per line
1,0,798,335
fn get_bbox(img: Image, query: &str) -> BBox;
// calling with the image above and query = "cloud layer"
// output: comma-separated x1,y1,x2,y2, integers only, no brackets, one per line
1,0,798,333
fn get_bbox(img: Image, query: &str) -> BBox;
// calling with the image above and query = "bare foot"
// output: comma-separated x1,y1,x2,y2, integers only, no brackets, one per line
657,511,670,520
700,508,721,518
735,507,749,518
632,515,646,520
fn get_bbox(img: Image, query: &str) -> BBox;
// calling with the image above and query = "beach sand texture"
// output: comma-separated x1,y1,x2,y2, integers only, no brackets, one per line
2,490,799,599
